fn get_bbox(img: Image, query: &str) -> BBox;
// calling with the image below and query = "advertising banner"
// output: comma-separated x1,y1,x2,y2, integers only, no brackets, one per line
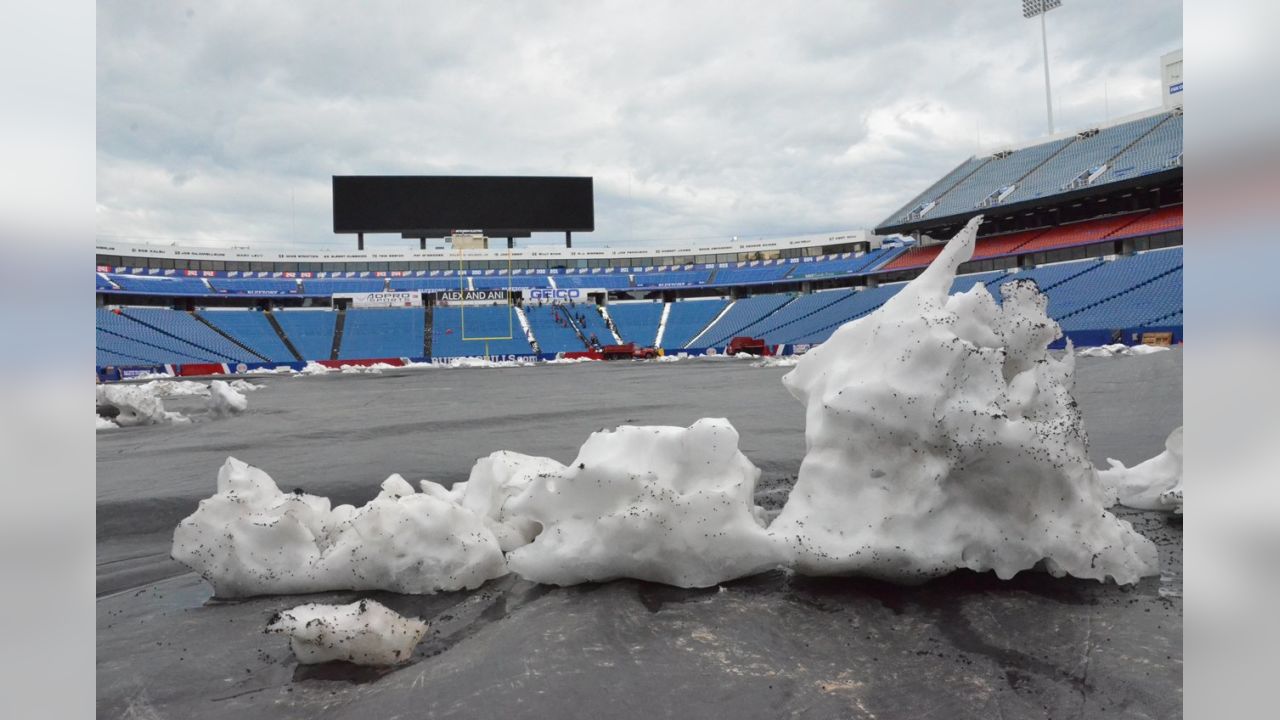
333,291,423,308
521,287,605,303
434,289,512,306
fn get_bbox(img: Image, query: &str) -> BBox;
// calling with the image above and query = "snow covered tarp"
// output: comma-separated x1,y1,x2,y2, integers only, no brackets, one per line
769,215,1159,585
171,458,507,597
1098,426,1183,513
505,418,783,588
267,599,428,666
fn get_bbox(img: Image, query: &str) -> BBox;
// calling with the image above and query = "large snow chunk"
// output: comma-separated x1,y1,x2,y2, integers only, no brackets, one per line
206,380,248,417
454,451,566,552
267,599,428,666
1098,426,1183,513
171,458,508,597
770,216,1159,585
95,384,190,426
505,418,783,588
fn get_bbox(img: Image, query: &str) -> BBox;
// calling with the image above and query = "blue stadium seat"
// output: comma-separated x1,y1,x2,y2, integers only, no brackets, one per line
199,309,297,362
337,308,426,360
272,310,337,360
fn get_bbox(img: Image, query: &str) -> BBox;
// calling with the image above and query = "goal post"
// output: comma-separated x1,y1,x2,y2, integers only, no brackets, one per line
457,242,516,357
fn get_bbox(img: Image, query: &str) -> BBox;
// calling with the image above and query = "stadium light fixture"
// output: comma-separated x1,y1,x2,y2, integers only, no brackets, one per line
1022,0,1061,135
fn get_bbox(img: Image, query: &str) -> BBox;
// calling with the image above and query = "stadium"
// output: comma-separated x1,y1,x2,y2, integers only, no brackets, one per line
94,104,1181,375
96,6,1184,720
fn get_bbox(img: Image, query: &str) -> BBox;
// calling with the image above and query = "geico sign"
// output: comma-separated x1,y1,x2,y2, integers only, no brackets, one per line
526,288,582,300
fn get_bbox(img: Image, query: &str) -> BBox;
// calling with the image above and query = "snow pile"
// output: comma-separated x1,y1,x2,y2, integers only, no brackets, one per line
446,357,535,369
293,361,332,376
338,362,400,374
1098,426,1183,513
96,414,118,431
267,599,428,666
751,355,799,368
171,458,507,597
228,379,261,393
429,451,565,552
1076,343,1172,358
206,380,248,417
769,215,1158,585
241,366,294,375
543,356,600,365
505,418,783,588
137,379,211,398
124,370,174,380
96,384,190,426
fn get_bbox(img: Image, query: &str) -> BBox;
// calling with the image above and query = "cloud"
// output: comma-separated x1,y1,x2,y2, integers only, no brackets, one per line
97,0,1181,249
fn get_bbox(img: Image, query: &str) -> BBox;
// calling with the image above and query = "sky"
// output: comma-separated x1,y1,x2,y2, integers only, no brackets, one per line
96,0,1182,251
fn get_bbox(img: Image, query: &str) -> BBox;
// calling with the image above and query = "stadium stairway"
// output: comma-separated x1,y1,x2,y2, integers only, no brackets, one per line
423,307,433,357
329,306,347,360
263,309,304,361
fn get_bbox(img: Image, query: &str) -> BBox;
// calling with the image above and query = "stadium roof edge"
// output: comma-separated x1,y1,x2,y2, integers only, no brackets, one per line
874,167,1181,237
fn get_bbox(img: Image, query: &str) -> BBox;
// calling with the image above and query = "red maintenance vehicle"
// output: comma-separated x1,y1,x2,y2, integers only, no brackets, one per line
601,342,659,360
725,336,770,356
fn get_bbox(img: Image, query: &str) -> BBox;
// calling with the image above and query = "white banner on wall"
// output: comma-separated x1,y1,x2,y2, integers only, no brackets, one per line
333,291,422,308
521,288,606,303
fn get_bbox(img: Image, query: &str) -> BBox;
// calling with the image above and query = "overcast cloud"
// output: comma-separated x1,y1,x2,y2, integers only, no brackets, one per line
97,0,1181,250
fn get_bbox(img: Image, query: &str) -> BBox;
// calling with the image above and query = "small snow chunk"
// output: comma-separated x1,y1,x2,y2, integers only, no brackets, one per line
266,599,428,666
206,380,248,417
1098,426,1183,513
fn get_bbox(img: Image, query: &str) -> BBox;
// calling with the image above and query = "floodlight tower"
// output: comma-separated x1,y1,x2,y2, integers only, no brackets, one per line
1022,0,1061,135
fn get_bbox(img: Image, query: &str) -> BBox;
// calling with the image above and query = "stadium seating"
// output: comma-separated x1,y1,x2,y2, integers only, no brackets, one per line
555,274,633,289
660,299,729,349
927,137,1075,218
209,278,299,295
1005,114,1169,204
882,155,990,224
710,264,795,285
301,278,386,295
576,305,614,346
472,275,547,289
1108,206,1183,239
389,276,467,292
108,275,211,295
198,309,297,362
1047,248,1182,322
880,110,1181,226
96,322,210,366
338,308,426,359
97,309,225,365
272,310,337,360
696,293,799,348
431,306,532,357
1099,113,1182,183
121,308,259,362
778,285,904,345
1058,268,1182,333
524,304,589,353
607,302,665,346
633,270,711,288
